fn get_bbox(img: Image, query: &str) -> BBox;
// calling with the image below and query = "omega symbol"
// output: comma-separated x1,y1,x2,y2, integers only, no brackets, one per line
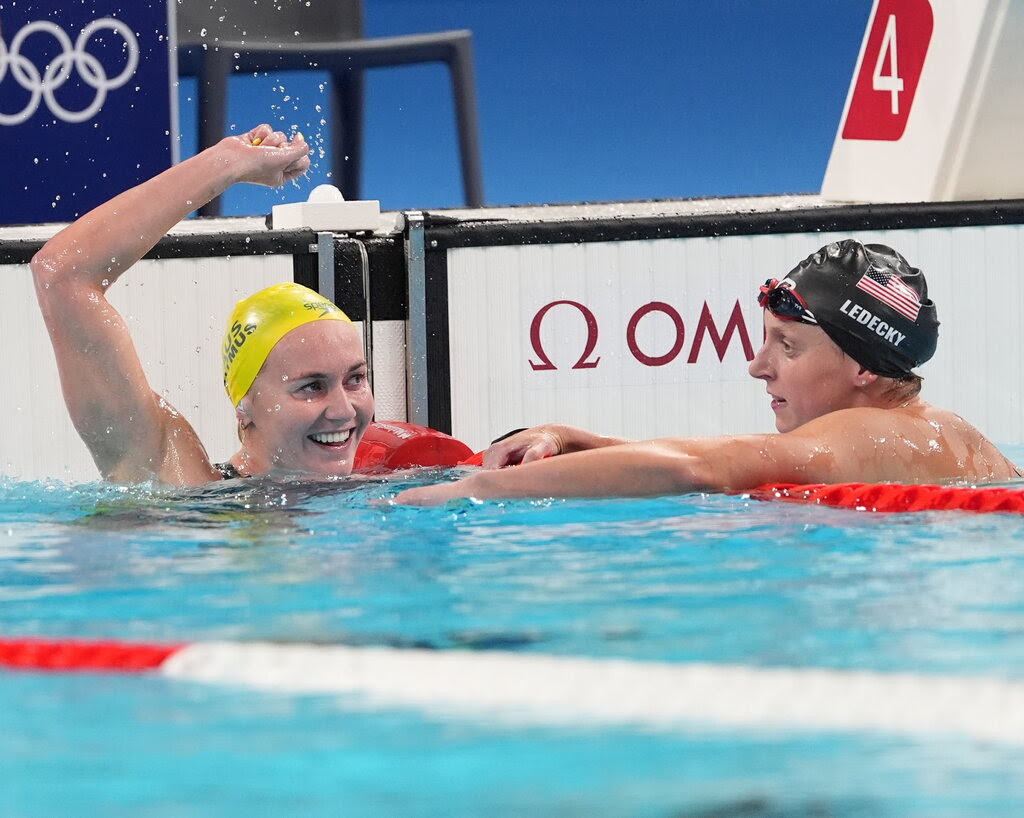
529,300,601,370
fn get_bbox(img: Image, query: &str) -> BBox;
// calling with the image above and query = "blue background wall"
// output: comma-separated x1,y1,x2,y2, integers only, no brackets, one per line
177,0,874,216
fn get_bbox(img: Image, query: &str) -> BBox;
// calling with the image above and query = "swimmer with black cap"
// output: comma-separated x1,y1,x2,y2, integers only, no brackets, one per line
397,239,1020,505
32,123,373,486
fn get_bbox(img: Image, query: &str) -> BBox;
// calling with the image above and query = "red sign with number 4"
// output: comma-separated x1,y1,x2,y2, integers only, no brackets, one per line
842,0,933,141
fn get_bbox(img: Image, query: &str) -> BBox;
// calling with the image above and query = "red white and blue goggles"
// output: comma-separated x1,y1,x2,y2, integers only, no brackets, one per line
757,278,817,324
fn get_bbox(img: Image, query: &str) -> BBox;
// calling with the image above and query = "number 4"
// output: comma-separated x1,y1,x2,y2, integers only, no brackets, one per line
873,14,905,115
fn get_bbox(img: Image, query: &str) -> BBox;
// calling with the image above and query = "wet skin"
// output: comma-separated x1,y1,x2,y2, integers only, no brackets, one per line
747,311,870,433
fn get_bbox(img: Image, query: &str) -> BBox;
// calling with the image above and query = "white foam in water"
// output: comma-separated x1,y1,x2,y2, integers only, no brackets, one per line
161,643,1024,743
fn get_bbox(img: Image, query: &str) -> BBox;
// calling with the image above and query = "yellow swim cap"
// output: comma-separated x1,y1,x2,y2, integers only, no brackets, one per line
222,282,351,406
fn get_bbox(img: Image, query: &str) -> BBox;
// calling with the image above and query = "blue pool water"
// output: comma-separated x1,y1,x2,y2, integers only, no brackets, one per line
3,460,1024,817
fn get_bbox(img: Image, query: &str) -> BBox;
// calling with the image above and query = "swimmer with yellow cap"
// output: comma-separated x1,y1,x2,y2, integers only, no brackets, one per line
222,282,353,407
219,281,373,478
31,122,374,485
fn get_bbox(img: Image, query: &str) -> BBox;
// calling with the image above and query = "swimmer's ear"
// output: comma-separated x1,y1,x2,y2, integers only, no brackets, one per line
235,398,254,441
855,368,880,388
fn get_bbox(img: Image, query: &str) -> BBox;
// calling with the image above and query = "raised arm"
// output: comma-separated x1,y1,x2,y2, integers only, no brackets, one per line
31,126,310,485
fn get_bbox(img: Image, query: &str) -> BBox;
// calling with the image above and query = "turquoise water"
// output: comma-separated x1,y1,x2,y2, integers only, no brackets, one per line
3,463,1024,817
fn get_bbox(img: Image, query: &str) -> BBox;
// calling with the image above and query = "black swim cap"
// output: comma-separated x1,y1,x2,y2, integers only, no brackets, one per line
761,240,939,378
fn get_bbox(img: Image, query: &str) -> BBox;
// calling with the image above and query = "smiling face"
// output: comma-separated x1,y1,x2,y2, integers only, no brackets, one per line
747,310,866,433
237,320,373,476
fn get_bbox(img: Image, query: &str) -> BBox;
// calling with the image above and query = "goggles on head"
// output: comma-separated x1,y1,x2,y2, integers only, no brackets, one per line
757,278,817,324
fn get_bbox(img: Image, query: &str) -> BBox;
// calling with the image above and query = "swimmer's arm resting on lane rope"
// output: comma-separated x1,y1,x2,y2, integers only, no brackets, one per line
30,126,310,485
396,407,971,505
399,430,828,505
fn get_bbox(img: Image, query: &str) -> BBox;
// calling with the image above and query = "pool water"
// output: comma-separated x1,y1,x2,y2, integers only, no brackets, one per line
3,461,1024,817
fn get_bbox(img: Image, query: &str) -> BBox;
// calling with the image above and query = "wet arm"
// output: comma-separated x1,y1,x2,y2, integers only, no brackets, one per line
397,404,996,506
398,432,831,505
30,126,310,483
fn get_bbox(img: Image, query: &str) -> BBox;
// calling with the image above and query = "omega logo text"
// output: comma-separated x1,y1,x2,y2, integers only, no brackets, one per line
529,299,755,371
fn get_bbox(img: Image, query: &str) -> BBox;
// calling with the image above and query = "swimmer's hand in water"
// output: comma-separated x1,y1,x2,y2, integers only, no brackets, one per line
395,475,482,506
227,124,310,187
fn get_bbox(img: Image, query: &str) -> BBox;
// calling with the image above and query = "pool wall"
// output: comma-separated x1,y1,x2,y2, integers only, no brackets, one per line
2,194,1024,481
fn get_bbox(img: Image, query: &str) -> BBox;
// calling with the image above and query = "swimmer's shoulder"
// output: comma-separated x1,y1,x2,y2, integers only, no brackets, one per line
898,403,1022,480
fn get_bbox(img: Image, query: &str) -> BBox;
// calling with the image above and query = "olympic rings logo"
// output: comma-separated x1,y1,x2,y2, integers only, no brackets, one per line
0,18,139,126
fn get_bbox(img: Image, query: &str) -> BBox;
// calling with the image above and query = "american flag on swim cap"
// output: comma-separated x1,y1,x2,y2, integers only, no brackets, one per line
855,265,921,321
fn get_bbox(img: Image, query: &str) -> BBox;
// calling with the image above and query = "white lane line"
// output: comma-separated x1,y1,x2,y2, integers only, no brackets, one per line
162,643,1024,743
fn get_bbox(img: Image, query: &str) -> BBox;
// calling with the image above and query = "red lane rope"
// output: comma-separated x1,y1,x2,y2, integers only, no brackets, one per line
751,482,1024,513
353,422,473,471
0,637,181,672
456,454,1024,513
457,446,1024,513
